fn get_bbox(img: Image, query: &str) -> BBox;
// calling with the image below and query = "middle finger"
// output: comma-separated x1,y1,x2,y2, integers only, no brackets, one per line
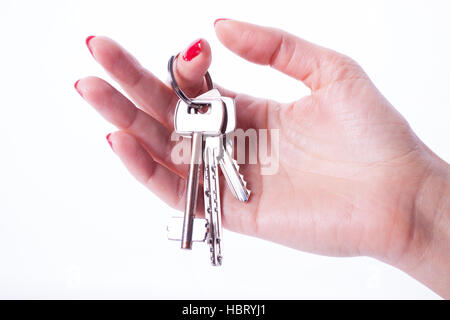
76,76,188,177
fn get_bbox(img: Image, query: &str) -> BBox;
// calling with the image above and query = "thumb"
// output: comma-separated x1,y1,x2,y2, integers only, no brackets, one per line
214,19,363,91
173,38,212,98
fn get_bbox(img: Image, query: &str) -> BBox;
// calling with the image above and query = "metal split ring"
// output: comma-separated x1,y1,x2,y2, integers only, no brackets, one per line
168,54,214,107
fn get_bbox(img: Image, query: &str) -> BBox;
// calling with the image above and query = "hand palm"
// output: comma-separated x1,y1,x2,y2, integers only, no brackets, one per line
230,69,422,259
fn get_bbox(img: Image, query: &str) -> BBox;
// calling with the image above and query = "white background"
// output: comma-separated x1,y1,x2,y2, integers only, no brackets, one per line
0,0,448,299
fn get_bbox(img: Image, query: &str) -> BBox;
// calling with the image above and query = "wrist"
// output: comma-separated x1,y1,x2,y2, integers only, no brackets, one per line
395,153,450,298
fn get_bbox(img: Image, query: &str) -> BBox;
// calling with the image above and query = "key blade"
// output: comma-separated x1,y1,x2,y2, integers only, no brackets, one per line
180,131,203,249
167,217,208,242
203,141,223,266
208,239,223,266
219,148,251,203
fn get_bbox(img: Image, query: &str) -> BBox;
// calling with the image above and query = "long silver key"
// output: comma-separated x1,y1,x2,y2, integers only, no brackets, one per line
192,93,249,265
203,136,223,266
201,128,249,265
174,94,226,249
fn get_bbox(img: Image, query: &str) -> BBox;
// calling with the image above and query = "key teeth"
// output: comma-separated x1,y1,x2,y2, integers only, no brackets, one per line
240,174,249,190
230,156,238,166
232,158,249,184
228,155,251,202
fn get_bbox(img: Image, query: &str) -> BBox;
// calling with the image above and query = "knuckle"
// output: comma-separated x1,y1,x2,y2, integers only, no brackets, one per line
327,53,366,82
128,66,144,88
124,107,139,130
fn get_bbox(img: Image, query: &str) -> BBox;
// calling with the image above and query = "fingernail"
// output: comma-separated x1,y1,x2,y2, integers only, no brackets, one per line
214,18,229,26
74,80,83,97
86,35,96,56
182,39,202,62
106,133,114,150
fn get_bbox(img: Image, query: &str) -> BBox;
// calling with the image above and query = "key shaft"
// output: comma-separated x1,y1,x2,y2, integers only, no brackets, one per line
181,131,203,249
203,138,223,266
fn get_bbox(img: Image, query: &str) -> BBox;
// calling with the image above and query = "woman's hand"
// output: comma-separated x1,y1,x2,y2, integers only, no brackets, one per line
75,20,450,297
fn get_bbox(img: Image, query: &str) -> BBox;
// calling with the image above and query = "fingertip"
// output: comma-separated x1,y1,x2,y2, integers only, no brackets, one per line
107,131,130,157
74,76,98,97
73,76,104,100
213,19,240,47
86,35,96,56
182,38,202,62
214,18,229,27
74,79,82,97
214,19,284,67
84,36,114,64
175,38,212,95
180,38,211,64
106,132,114,150
110,131,137,152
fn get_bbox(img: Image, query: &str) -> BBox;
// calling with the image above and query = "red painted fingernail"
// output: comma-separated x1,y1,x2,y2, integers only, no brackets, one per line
182,39,202,62
86,35,96,56
214,18,229,26
106,133,114,150
74,80,83,97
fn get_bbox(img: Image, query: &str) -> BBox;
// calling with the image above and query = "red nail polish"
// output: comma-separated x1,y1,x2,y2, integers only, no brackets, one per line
74,80,83,97
214,18,229,26
106,133,113,150
182,39,202,62
86,35,96,56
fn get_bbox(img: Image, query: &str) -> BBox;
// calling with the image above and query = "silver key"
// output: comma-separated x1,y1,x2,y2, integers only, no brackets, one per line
168,83,250,266
191,90,250,203
201,128,249,265
219,139,251,203
203,136,224,266
193,94,249,265
173,92,226,249
186,91,227,265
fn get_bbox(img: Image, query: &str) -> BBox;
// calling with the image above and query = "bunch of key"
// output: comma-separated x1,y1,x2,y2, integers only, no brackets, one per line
166,56,250,266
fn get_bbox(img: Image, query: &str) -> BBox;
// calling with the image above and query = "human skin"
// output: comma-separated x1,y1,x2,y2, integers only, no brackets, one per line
75,19,450,298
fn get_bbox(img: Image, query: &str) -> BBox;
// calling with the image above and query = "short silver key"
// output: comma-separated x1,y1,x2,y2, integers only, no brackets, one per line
219,140,251,203
191,90,250,202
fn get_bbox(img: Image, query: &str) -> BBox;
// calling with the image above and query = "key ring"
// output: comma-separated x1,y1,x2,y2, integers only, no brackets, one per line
168,54,214,107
